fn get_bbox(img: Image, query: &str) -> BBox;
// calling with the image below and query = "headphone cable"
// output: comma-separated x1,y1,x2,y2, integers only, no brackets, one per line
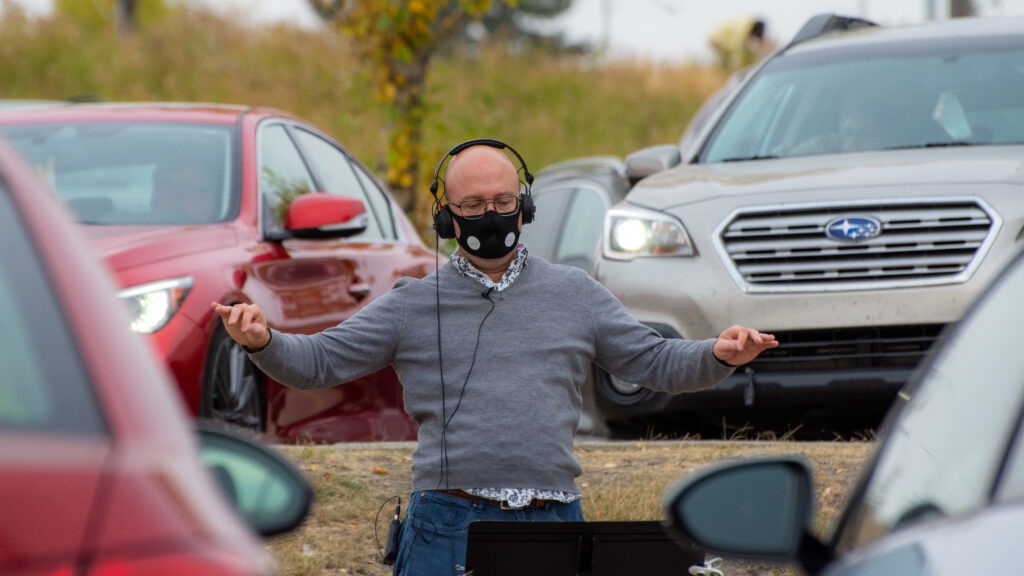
435,224,449,489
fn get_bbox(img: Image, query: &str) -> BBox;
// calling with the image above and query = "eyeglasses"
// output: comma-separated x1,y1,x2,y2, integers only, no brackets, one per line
448,195,520,220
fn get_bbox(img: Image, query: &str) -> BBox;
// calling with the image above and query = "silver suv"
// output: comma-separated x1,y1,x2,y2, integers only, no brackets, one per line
591,14,1024,437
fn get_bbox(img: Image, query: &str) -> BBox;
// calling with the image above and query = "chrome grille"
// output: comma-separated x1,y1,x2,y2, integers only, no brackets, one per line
717,200,997,292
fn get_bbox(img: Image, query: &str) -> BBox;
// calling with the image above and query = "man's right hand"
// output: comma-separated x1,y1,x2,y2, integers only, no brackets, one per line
211,302,271,351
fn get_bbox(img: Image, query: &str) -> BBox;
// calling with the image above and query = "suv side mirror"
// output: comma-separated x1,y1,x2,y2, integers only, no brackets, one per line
625,144,681,185
197,427,313,538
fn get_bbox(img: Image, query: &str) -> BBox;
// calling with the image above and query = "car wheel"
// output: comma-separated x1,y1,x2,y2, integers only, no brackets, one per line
592,367,675,439
200,325,266,435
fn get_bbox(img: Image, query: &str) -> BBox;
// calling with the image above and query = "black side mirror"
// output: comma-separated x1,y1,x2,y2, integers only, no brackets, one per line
197,426,313,538
662,456,821,562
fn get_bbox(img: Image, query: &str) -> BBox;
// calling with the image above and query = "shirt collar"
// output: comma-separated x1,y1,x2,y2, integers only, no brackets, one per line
450,244,528,292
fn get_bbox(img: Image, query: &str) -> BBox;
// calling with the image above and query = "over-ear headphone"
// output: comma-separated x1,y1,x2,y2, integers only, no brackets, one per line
429,138,535,239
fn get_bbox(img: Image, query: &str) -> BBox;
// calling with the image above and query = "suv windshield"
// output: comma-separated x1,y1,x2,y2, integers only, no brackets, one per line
702,36,1024,163
0,122,236,225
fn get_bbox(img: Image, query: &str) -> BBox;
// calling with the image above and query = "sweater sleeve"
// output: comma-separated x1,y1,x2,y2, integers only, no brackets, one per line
246,281,406,390
586,277,734,393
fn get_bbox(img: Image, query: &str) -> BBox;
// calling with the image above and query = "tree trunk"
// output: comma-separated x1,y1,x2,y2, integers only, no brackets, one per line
387,50,431,214
117,0,139,33
950,0,975,17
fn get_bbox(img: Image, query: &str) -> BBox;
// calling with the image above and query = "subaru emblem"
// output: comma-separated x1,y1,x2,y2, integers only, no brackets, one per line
825,216,882,242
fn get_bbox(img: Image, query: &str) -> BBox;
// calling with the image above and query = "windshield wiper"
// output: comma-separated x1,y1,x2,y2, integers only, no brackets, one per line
719,154,780,162
924,141,978,148
884,141,978,151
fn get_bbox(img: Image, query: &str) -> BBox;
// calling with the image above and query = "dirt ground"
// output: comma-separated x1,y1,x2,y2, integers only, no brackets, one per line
270,439,873,576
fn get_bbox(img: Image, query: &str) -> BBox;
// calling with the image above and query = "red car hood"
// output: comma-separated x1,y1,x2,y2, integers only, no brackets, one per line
79,224,240,274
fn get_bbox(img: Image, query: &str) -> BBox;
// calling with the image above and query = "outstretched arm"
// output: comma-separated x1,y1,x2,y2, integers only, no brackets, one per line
211,302,271,351
712,325,778,367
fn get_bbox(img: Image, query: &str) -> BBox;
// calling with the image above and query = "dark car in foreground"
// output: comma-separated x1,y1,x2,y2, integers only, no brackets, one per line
663,245,1024,575
0,102,437,443
0,139,311,575
591,14,1024,438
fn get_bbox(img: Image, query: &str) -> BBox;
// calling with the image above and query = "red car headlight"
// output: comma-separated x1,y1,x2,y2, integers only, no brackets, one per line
117,276,193,334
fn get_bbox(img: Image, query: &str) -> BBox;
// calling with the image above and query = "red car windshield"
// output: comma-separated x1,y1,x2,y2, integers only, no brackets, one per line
1,122,236,225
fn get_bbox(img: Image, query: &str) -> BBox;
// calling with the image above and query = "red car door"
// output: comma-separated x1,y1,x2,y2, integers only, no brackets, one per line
247,120,435,443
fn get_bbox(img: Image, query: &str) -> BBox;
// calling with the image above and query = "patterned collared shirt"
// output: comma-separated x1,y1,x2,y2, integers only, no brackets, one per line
449,244,581,509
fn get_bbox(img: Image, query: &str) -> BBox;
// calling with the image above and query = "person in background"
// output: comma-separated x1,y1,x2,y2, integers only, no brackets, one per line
709,14,769,70
212,141,779,576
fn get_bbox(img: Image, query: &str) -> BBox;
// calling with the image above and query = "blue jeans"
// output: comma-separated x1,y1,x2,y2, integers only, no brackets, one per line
392,490,585,576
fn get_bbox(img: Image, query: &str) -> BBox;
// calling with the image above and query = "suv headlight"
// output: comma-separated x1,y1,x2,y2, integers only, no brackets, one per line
118,277,193,334
602,206,694,260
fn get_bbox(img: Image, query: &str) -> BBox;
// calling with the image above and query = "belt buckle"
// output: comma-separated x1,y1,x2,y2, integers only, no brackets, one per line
501,498,544,510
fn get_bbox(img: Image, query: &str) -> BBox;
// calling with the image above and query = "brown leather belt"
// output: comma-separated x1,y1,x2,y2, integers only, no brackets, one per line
433,489,551,510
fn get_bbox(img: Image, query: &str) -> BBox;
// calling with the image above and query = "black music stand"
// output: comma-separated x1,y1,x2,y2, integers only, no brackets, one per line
465,520,704,576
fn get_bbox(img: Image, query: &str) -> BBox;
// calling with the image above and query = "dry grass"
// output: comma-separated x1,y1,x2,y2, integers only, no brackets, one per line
268,440,873,576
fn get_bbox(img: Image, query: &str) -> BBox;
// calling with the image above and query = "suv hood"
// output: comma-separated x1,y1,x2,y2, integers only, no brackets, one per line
79,224,239,273
628,146,1024,210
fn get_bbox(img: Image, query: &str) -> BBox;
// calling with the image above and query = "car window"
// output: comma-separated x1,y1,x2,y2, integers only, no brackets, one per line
681,67,750,159
521,183,609,270
702,38,1024,163
0,184,105,436
352,162,398,239
835,253,1024,551
290,128,384,240
0,122,235,224
554,185,609,270
994,261,1024,505
259,123,317,233
998,410,1024,504
521,184,572,262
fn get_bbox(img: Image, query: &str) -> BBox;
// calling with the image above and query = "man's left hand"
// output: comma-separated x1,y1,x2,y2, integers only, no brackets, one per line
713,325,779,367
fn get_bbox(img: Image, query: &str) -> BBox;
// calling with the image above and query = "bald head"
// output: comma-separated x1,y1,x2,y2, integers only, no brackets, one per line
444,145,520,204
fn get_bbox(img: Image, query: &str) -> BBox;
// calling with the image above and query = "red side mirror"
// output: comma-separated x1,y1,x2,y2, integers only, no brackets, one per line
284,192,368,237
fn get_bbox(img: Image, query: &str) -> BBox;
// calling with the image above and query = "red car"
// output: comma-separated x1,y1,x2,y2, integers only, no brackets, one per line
0,103,436,443
0,138,311,574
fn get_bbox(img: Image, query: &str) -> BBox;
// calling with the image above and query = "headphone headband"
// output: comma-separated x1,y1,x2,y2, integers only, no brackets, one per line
429,138,536,238
429,138,534,199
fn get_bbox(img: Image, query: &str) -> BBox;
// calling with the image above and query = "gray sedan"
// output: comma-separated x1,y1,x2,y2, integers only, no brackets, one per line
663,246,1024,574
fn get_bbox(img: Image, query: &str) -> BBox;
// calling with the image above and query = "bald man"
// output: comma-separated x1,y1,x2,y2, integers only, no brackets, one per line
213,142,777,576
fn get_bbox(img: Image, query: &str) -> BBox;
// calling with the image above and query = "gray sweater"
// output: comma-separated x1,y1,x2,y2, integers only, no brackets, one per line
249,256,734,493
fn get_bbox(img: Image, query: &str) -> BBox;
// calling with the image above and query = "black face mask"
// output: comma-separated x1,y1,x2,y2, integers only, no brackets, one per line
449,207,521,259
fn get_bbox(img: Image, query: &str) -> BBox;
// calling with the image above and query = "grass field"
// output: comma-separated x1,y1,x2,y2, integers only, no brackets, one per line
269,440,873,576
